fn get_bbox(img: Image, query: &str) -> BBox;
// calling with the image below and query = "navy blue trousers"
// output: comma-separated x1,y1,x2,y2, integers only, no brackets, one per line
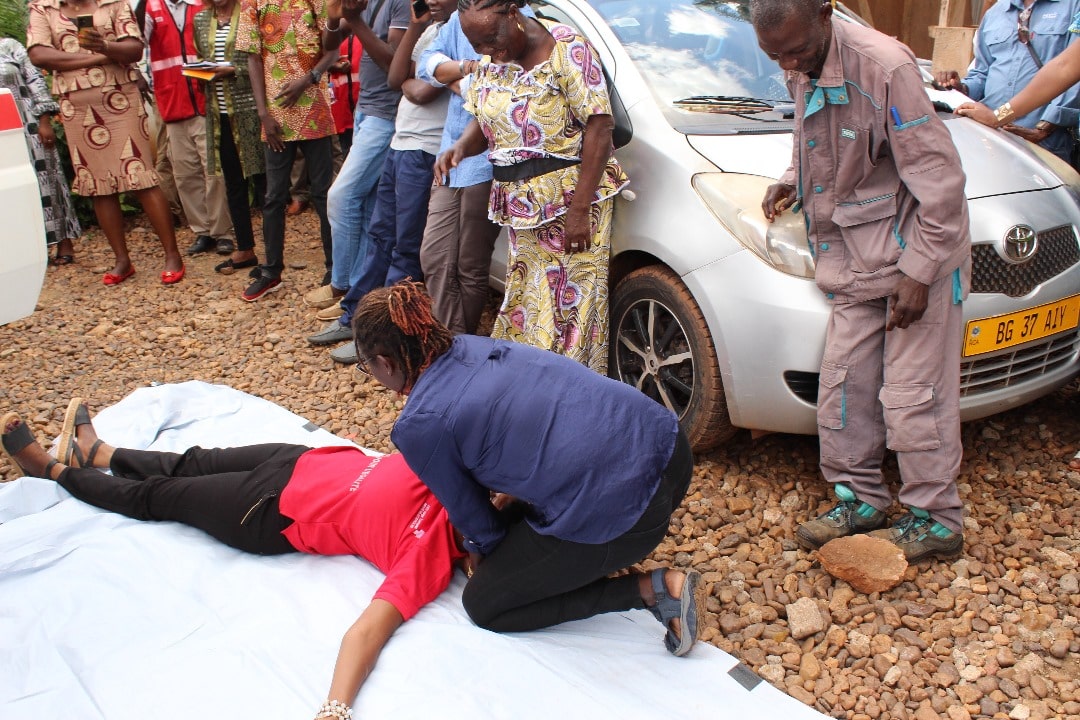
338,148,436,325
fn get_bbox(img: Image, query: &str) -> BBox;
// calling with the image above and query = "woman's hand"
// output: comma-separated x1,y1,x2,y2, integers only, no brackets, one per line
561,205,591,254
212,65,237,79
78,28,108,53
274,76,310,109
38,116,57,148
463,552,483,578
260,112,285,152
954,101,996,128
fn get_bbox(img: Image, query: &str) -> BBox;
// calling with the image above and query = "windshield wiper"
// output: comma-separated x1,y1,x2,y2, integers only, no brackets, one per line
671,96,794,119
672,95,775,108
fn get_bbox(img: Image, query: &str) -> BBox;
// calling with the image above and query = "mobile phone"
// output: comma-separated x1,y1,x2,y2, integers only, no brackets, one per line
76,14,94,30
412,0,429,16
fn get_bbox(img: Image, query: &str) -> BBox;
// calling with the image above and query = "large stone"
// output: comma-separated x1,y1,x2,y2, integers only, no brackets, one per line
786,597,826,639
815,535,908,593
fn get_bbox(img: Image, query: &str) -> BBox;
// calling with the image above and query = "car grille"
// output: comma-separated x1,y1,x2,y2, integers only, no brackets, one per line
783,330,1080,403
960,332,1080,395
971,225,1080,297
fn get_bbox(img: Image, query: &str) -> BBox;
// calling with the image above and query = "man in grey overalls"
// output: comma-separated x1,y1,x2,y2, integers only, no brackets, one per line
752,0,972,561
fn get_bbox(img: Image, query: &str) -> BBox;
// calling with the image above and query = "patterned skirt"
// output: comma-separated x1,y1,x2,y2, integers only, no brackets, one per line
58,82,159,196
491,198,613,374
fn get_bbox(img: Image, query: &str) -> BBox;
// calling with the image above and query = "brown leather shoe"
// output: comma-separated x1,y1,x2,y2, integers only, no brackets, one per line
286,199,309,216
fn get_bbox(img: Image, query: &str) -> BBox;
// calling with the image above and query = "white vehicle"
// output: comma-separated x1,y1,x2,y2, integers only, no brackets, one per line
489,0,1080,452
0,88,47,326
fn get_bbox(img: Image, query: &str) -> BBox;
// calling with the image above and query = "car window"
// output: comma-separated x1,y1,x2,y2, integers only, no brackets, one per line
587,0,789,106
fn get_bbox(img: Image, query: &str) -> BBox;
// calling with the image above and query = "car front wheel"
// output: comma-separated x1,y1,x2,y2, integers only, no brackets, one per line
609,265,735,452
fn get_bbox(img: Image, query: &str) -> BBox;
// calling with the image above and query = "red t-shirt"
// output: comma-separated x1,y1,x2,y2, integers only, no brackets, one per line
279,448,464,620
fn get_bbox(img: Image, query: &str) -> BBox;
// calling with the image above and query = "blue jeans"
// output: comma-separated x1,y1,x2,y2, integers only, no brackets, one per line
338,148,436,326
327,112,395,291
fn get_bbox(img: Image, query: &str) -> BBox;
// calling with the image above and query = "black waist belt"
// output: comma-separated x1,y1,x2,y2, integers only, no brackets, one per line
492,156,580,182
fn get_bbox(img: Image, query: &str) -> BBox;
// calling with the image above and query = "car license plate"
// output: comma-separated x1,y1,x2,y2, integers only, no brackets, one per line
963,295,1080,358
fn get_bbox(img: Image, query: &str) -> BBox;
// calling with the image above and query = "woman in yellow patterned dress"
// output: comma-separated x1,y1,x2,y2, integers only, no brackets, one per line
433,0,626,372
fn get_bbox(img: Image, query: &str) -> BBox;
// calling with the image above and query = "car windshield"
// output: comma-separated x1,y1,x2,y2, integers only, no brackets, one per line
590,0,790,108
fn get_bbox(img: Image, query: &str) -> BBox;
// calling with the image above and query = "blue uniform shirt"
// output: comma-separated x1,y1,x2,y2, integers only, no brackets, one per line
964,0,1080,161
391,336,680,556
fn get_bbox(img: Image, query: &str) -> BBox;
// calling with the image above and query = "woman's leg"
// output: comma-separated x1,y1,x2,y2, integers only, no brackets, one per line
3,416,301,554
91,194,133,277
133,186,184,273
218,114,257,263
462,430,694,632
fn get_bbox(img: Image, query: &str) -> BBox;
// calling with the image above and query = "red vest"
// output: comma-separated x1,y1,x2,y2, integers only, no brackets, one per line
146,0,205,123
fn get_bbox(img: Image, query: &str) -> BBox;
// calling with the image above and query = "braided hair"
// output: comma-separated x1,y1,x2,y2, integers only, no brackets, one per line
351,281,454,392
456,0,525,11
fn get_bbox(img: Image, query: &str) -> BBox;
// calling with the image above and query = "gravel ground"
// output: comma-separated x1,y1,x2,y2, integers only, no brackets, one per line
3,212,1080,720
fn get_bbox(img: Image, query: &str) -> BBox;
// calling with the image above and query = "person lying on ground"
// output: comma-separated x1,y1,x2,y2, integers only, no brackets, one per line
350,281,703,656
1,399,465,720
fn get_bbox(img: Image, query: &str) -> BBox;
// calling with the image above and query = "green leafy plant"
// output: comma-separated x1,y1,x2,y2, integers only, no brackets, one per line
0,0,27,42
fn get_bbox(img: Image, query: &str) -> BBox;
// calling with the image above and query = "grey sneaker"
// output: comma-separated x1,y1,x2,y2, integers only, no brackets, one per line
796,484,886,549
329,342,358,364
307,321,352,346
869,509,963,562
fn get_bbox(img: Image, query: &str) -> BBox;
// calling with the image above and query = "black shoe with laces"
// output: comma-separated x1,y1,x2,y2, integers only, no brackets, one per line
242,274,282,302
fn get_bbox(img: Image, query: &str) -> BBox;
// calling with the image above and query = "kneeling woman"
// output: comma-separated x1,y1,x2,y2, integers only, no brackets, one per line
351,282,701,656
1,401,464,720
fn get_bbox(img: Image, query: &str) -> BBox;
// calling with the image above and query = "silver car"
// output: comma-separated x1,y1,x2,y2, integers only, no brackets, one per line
490,0,1080,452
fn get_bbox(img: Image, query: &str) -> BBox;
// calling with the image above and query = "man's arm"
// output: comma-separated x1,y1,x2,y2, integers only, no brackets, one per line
885,63,971,327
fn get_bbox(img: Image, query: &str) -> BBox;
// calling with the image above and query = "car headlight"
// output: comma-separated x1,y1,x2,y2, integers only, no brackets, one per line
1026,141,1080,203
692,173,816,279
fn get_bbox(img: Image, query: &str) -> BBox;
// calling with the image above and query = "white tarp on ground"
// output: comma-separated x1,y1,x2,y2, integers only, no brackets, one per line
0,381,825,720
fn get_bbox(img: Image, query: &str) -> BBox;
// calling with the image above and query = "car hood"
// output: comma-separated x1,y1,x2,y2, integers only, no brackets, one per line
685,116,1067,200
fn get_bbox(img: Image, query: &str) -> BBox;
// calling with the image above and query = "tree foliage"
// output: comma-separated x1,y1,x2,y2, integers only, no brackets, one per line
0,0,28,42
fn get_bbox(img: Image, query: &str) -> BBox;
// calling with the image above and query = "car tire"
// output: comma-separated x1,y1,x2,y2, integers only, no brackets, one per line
609,265,735,452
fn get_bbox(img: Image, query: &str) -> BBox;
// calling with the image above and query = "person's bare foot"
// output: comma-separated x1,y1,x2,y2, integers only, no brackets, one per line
2,415,63,480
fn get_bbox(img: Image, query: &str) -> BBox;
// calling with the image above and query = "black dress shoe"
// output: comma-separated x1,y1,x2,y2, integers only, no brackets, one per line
215,237,236,255
186,235,216,255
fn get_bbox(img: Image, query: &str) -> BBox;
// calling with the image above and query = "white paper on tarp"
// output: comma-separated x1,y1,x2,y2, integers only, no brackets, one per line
0,382,826,720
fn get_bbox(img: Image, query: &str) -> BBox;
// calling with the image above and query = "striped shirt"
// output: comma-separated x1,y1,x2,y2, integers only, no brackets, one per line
213,20,229,110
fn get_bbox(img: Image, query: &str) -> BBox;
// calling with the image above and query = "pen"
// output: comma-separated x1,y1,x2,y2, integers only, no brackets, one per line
890,106,902,127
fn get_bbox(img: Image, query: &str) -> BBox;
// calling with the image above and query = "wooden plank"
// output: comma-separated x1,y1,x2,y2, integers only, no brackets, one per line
937,0,970,28
929,25,977,73
854,0,874,26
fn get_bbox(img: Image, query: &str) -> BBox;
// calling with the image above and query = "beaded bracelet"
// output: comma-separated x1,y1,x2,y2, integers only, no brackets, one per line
315,700,353,719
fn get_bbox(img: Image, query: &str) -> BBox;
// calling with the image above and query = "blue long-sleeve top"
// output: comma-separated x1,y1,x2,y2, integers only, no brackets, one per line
416,11,492,188
963,0,1080,160
390,336,680,556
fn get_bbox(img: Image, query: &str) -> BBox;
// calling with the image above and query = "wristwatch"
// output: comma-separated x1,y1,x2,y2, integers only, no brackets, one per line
993,102,1015,127
309,68,323,85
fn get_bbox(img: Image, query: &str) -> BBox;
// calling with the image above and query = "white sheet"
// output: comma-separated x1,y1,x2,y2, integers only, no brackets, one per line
0,382,825,719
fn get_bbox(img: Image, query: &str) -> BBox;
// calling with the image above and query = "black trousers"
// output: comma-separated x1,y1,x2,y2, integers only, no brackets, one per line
461,429,694,632
261,136,334,278
56,444,307,555
218,114,256,252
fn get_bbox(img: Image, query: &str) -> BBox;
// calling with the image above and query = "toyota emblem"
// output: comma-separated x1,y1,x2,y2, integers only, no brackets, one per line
1002,225,1038,263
